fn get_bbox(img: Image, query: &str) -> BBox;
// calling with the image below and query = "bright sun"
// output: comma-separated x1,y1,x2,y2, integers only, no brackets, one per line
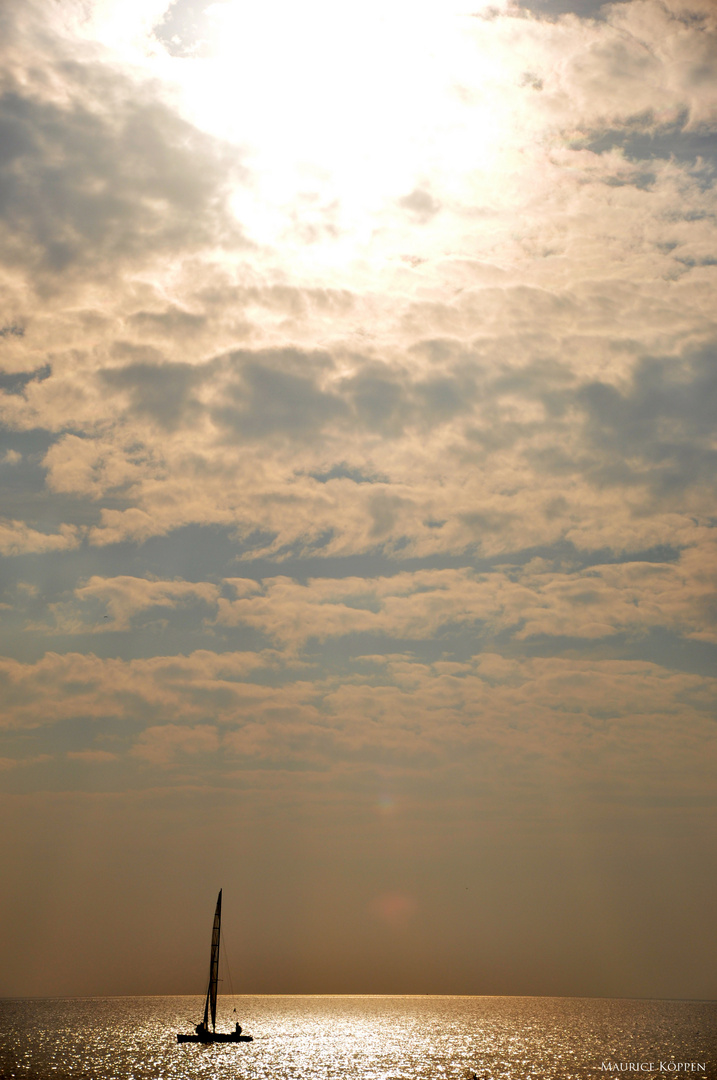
169,0,510,250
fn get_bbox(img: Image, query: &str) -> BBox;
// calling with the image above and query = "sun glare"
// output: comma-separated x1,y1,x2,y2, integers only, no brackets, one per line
172,0,510,250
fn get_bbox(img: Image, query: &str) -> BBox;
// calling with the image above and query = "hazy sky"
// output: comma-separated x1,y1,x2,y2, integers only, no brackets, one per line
0,0,715,1001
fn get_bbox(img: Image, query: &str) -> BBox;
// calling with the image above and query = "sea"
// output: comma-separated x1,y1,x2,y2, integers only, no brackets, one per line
1,995,715,1080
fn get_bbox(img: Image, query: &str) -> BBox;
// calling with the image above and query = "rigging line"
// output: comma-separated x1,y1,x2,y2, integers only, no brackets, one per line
221,923,237,1007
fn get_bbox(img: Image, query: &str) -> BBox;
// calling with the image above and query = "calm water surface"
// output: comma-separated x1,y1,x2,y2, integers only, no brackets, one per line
1,996,715,1080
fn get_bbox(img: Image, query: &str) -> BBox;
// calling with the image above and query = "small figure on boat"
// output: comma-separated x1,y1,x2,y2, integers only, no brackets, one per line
235,1022,242,1035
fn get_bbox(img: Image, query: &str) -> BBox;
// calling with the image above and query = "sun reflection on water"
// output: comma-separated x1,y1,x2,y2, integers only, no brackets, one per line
0,995,714,1080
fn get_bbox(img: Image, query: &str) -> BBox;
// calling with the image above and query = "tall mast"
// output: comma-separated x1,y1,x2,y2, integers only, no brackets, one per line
202,889,222,1033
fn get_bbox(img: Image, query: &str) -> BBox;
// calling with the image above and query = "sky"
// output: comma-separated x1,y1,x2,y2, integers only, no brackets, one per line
0,0,715,1001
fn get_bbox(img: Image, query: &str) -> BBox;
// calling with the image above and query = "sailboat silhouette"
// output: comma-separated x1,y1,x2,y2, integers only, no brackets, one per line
176,890,253,1044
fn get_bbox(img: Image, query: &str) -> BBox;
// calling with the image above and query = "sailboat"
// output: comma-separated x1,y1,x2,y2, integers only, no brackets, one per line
176,889,254,1044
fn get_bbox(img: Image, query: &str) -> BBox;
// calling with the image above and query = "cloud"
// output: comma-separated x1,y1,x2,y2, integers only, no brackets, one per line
212,545,717,649
67,749,118,762
0,0,713,573
509,0,717,130
131,723,220,765
10,305,714,568
0,363,50,395
0,519,80,556
43,574,221,633
0,649,280,731
398,188,442,223
0,754,51,771
99,359,208,432
0,646,713,805
211,349,350,442
574,346,717,498
0,84,245,279
127,305,208,336
152,0,216,58
0,7,246,289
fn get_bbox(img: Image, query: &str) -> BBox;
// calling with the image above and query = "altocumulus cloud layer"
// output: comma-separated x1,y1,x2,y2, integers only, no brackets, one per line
0,0,716,999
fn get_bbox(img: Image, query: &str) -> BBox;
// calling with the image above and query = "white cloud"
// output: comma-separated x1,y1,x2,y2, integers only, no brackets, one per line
42,575,221,633
212,544,717,648
0,520,81,556
0,647,712,806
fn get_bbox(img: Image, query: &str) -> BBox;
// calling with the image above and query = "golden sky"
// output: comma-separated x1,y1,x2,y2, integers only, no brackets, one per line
0,0,715,999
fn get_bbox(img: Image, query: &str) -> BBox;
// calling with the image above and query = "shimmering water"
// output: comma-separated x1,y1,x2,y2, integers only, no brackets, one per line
1,996,715,1080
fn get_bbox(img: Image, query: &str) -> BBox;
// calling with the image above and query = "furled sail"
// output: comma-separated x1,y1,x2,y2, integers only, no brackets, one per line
202,889,222,1032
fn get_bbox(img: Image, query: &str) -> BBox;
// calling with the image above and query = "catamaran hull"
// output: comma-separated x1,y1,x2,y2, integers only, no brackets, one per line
177,1033,254,1043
